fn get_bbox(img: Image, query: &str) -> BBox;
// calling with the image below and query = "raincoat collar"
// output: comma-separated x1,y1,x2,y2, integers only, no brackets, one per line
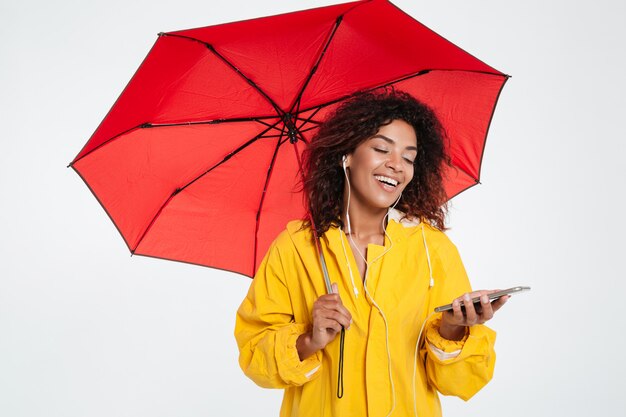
321,208,421,251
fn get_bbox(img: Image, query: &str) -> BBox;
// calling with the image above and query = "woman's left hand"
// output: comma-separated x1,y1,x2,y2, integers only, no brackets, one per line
439,290,509,341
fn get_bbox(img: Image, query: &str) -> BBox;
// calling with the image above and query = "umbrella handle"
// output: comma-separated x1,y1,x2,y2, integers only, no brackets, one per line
315,238,333,294
309,215,333,294
309,216,344,398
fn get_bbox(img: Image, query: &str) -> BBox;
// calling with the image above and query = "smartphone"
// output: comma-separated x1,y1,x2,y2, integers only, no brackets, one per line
434,286,531,313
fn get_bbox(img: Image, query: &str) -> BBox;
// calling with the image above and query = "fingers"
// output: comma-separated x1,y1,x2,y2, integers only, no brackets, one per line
312,305,351,329
470,289,509,323
447,289,510,329
481,289,509,314
313,284,352,329
315,298,351,327
462,293,478,324
314,317,343,334
310,283,353,349
479,294,494,322
491,294,509,313
451,297,465,324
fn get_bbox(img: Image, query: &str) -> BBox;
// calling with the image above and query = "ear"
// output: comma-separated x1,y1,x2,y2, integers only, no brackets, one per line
342,154,351,168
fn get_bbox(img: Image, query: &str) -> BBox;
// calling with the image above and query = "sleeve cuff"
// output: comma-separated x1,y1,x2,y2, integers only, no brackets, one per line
425,316,468,353
424,317,497,366
274,323,323,386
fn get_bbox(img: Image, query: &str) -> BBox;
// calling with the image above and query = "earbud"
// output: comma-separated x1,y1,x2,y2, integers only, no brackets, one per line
342,154,352,235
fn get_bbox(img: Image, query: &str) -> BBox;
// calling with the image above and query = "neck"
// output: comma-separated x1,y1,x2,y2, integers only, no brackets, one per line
341,194,388,240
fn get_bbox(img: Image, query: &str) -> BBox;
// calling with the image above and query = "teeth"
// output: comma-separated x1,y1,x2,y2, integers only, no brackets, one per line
374,175,398,187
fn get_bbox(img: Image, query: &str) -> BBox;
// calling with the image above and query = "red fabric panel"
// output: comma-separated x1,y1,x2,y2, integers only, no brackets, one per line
389,71,507,196
74,121,269,249
171,1,360,111
300,0,501,109
254,138,309,273
74,36,275,162
133,131,281,275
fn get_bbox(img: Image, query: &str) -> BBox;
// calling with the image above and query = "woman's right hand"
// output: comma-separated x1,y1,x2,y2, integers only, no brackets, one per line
297,283,352,360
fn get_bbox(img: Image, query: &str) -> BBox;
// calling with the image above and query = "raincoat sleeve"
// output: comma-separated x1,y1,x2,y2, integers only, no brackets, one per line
420,237,497,401
235,239,323,389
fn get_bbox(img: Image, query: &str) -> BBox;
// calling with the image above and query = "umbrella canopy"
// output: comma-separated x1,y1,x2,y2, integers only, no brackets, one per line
70,0,508,278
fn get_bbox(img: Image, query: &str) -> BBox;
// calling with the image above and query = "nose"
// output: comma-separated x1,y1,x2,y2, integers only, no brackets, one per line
385,151,403,171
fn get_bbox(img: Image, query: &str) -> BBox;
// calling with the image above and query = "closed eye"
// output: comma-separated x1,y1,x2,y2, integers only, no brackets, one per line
374,146,415,163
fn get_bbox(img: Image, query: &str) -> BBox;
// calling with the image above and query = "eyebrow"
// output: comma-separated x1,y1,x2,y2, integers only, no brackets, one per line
371,134,418,151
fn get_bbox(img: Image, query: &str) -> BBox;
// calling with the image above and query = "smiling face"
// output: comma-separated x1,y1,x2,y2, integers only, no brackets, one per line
344,119,418,212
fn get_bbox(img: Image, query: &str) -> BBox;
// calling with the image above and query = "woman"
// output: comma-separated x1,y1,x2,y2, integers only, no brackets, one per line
235,90,508,417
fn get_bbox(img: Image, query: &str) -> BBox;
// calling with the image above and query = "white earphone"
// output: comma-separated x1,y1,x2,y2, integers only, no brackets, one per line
340,154,436,416
340,155,401,416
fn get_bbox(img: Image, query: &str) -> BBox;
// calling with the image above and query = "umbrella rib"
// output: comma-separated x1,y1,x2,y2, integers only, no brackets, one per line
373,68,508,91
261,133,292,139
292,137,306,187
289,14,344,116
252,124,287,273
299,125,318,134
69,116,279,166
297,69,509,114
160,32,285,118
143,115,281,128
147,117,287,135
132,121,279,254
295,106,324,134
288,0,374,118
296,117,322,126
178,121,280,193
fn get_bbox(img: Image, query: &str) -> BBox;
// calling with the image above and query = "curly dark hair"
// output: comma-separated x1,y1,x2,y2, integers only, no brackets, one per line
300,89,451,234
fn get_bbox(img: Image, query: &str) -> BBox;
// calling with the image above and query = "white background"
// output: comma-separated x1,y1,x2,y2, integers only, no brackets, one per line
2,0,625,415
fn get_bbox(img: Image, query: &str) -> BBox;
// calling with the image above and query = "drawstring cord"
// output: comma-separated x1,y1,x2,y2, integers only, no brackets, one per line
412,311,435,417
421,224,435,288
413,224,435,417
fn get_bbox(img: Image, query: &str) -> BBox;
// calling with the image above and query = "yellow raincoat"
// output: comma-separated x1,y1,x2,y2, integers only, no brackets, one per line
235,212,496,416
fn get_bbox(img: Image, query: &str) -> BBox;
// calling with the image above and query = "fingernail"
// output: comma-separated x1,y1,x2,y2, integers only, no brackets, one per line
464,293,471,301
481,295,489,303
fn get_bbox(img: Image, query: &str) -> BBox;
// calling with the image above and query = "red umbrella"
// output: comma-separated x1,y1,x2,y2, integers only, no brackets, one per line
70,0,508,278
